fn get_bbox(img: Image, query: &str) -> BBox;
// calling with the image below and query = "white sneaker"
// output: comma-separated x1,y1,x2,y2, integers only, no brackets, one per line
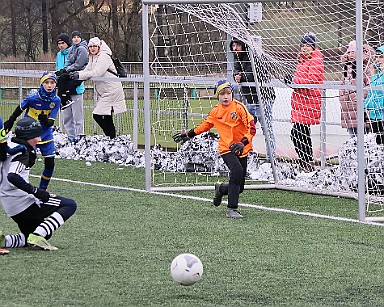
61,99,74,110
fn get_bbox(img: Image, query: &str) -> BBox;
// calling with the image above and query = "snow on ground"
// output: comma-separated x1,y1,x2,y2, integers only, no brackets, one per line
52,130,384,197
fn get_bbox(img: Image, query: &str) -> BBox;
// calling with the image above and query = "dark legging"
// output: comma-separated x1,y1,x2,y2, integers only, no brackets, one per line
291,123,313,167
370,120,384,145
93,114,116,139
219,153,248,210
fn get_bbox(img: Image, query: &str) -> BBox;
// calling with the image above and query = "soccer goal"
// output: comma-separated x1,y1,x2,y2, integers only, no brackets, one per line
142,0,384,222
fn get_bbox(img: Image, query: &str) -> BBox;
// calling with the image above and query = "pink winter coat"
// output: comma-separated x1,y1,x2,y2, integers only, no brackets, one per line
291,49,325,125
339,45,374,128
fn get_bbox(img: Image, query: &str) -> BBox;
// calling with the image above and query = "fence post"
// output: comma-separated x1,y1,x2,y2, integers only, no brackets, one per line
93,83,98,135
320,88,327,169
133,81,138,150
183,84,189,131
18,77,23,103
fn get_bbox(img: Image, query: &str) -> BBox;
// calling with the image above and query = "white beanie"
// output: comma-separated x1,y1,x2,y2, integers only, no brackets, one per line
88,37,101,47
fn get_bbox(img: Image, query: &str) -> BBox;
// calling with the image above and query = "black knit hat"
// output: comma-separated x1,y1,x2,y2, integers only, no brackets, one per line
71,30,81,38
15,117,42,140
300,33,316,49
57,33,71,46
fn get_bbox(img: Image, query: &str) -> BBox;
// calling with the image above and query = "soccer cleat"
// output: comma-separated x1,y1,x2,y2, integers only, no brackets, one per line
213,183,223,207
0,230,5,248
61,99,74,110
226,209,243,219
27,234,58,251
0,248,9,255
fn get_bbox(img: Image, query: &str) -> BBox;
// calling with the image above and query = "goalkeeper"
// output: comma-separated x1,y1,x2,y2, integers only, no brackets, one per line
173,80,256,219
0,117,77,251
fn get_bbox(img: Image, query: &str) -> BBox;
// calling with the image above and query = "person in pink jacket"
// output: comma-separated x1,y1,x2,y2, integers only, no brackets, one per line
339,40,374,138
289,33,324,172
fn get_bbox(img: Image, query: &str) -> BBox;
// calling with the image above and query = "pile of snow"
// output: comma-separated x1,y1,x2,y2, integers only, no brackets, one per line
52,130,384,196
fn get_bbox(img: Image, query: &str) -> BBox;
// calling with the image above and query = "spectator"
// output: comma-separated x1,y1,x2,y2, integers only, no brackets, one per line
288,33,324,172
56,32,85,143
69,37,126,139
172,80,256,219
230,37,276,162
56,30,88,110
340,40,374,138
364,44,384,145
3,72,61,190
0,117,77,251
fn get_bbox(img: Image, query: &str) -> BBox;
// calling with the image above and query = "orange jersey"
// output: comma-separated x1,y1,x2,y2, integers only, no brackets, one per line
193,99,255,157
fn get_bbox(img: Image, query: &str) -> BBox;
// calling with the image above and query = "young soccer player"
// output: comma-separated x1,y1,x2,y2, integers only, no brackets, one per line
0,117,77,251
3,71,61,190
173,80,256,219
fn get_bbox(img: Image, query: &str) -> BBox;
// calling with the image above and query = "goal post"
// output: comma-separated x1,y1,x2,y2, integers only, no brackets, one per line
142,0,384,222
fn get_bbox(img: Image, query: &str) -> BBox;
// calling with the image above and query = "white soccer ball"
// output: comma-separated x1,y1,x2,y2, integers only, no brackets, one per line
170,253,203,286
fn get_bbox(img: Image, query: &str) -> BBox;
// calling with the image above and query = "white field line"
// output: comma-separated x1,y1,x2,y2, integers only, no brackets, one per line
39,175,384,228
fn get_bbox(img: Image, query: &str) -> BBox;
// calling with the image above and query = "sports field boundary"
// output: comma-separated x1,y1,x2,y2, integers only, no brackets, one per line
34,175,384,228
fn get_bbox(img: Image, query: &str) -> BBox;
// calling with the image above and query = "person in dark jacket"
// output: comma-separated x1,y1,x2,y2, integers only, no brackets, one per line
230,38,276,162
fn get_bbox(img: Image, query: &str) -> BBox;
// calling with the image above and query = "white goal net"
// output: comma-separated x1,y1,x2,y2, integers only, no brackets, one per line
142,0,384,221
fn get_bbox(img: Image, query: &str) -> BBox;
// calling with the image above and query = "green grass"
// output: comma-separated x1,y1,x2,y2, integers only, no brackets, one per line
1,159,383,306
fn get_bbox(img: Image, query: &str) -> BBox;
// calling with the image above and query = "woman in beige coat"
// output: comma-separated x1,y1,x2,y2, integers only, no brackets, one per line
70,37,126,138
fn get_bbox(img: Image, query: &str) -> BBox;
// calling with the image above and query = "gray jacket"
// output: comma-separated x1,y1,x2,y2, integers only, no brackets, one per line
66,40,89,72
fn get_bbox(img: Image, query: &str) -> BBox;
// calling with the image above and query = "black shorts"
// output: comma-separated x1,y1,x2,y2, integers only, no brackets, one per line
11,195,73,237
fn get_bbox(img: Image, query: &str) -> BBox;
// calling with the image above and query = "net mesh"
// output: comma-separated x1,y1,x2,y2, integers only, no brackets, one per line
146,1,384,217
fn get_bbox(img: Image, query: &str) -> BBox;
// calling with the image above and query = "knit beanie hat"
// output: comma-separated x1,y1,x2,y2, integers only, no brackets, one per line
214,80,234,98
57,33,71,46
15,117,42,140
346,40,356,53
71,30,81,38
300,33,316,49
39,71,57,85
88,37,102,47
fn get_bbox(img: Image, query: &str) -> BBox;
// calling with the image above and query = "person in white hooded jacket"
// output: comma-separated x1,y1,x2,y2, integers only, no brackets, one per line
69,37,126,138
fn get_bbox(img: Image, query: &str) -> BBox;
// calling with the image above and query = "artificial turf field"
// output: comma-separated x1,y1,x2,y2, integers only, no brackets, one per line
0,159,383,307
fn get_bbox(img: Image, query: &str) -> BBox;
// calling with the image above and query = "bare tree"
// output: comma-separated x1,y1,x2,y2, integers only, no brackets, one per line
120,0,141,61
42,0,49,53
9,0,17,57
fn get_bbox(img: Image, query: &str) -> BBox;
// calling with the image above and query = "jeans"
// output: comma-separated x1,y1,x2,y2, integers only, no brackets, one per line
246,100,276,161
347,127,357,138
